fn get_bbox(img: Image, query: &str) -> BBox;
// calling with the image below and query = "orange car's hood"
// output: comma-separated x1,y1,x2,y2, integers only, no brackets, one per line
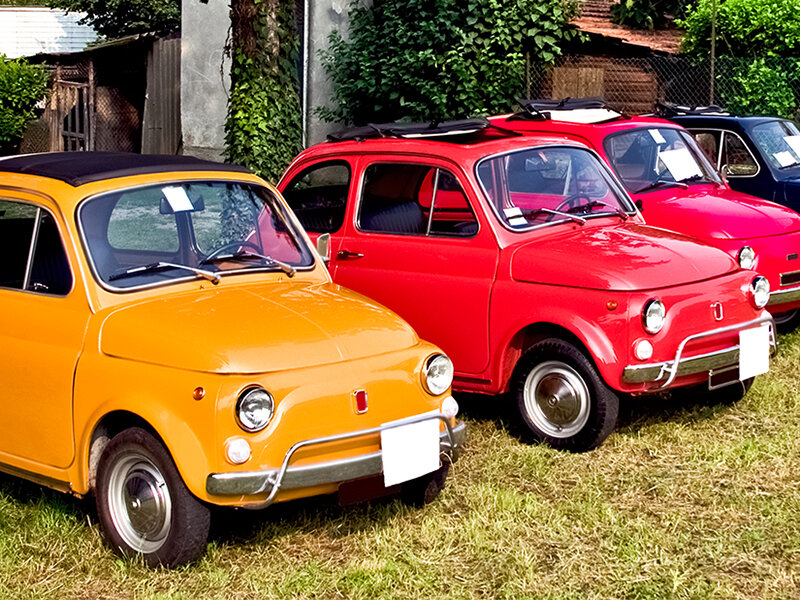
98,282,418,373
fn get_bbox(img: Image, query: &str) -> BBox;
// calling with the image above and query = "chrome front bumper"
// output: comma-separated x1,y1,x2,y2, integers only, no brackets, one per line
622,315,776,388
206,413,465,506
768,284,800,306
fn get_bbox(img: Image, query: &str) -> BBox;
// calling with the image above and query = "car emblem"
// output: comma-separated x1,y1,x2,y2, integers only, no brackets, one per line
353,390,368,414
712,302,724,321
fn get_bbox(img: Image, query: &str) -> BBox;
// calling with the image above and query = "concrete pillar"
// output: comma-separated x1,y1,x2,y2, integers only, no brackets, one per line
181,0,231,160
304,0,366,146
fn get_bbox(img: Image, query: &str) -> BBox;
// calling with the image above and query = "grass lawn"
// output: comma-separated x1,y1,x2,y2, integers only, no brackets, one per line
1,331,799,599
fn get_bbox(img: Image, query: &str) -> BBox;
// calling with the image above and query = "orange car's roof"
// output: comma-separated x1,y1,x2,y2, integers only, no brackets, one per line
0,152,251,187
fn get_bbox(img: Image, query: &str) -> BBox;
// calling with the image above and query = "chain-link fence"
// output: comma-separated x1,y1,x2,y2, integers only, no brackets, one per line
525,54,800,118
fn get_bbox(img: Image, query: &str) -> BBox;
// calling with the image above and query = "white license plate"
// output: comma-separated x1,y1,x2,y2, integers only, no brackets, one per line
739,326,770,380
380,415,440,487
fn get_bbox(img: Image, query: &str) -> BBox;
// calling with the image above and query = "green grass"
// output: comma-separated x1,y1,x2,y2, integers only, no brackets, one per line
2,333,800,599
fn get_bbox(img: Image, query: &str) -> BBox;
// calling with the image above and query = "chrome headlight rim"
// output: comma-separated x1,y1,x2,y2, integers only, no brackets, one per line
422,353,454,396
642,298,666,335
738,245,756,270
235,386,275,433
750,275,770,309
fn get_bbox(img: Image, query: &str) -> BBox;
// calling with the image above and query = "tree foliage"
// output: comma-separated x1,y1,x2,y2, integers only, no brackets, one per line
0,55,49,154
611,0,683,30
224,0,302,182
319,0,582,125
679,0,800,57
44,0,180,38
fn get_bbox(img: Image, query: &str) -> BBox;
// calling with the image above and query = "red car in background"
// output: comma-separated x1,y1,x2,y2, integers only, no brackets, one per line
278,119,774,451
491,98,800,329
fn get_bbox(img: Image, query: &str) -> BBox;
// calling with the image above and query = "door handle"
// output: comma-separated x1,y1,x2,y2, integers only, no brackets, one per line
337,250,364,260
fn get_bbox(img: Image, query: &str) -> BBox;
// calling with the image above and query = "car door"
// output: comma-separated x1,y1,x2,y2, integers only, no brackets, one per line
0,196,88,470
690,128,771,200
330,158,499,376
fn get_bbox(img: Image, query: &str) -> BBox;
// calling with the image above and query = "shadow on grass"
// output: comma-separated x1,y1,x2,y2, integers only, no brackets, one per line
208,486,413,548
453,384,744,444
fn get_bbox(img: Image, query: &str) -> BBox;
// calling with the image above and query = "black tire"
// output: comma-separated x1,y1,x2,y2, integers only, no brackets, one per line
400,463,450,508
774,309,800,333
511,339,619,452
95,427,211,568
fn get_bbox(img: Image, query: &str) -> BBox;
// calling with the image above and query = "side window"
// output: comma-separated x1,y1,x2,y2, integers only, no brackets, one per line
28,212,73,295
359,163,477,237
722,132,759,176
282,161,350,233
693,131,721,167
0,200,72,295
0,200,38,289
107,188,179,252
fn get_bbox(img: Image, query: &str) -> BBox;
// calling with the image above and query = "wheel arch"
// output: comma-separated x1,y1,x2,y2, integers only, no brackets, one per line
496,320,615,394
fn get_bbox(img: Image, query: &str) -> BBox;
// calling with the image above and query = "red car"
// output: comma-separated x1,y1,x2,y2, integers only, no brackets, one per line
491,99,800,329
278,119,774,451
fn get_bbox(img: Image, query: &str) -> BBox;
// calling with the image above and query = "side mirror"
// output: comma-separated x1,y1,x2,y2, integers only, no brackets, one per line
720,164,730,184
316,233,331,265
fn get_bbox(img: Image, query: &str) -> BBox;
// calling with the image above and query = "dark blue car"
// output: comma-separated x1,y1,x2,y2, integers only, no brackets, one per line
659,105,800,214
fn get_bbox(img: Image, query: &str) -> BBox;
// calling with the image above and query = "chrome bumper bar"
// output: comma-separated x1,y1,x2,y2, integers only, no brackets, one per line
206,414,465,506
622,315,776,388
767,284,800,306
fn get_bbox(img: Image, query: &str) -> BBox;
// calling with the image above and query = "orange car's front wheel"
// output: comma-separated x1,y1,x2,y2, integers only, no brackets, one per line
95,427,210,568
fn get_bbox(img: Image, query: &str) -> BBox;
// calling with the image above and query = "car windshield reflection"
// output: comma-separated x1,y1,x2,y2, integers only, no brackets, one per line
603,127,721,192
476,146,634,230
78,181,314,289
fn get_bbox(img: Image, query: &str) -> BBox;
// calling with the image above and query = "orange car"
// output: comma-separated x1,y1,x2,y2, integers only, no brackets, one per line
0,152,464,567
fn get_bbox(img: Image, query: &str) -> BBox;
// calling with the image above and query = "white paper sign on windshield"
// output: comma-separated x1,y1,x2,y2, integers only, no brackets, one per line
774,151,796,167
648,129,667,144
162,186,194,212
784,136,800,157
657,148,702,182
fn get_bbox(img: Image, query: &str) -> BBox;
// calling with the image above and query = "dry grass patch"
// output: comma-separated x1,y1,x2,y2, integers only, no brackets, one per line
1,333,800,598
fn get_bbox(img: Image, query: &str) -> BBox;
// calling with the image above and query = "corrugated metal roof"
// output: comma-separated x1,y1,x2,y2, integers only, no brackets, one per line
0,7,98,58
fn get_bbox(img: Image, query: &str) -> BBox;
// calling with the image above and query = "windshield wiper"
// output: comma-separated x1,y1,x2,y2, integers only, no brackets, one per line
633,179,689,194
108,261,220,284
521,207,586,225
200,249,296,277
568,200,629,220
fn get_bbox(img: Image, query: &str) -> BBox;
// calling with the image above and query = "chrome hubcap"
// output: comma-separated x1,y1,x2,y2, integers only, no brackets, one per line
107,454,171,553
523,361,590,438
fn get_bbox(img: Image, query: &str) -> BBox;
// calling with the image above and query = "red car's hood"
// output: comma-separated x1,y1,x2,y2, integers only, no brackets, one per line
638,185,800,241
511,222,738,291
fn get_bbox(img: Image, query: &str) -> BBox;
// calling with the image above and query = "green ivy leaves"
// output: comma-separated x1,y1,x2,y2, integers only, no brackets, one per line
0,55,48,154
319,0,582,125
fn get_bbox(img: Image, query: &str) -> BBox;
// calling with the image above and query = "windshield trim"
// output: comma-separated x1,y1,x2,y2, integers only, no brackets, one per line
473,143,637,234
603,126,722,193
75,179,317,294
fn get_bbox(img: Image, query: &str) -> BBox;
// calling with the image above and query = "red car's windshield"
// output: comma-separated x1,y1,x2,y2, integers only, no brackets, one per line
476,146,634,230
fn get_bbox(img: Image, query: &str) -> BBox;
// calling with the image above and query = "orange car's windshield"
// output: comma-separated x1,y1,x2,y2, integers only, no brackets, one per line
78,181,314,289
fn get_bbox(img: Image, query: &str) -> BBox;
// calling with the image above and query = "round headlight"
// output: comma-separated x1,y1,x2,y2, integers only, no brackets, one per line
236,387,274,433
642,299,666,334
423,354,454,395
738,246,756,270
751,276,770,309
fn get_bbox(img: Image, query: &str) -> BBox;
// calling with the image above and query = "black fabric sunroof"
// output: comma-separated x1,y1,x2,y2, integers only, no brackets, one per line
0,152,251,186
327,118,491,142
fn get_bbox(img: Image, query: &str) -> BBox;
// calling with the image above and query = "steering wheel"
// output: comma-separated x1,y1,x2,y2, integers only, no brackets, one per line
554,194,590,213
202,240,261,263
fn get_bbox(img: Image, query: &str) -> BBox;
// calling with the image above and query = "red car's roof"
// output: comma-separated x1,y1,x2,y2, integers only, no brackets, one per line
298,130,594,166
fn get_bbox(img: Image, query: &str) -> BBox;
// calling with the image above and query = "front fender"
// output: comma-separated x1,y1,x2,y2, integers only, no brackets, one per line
71,354,218,499
490,280,629,393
